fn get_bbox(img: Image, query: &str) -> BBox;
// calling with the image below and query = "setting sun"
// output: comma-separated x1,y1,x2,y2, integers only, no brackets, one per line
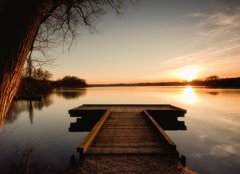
180,67,198,81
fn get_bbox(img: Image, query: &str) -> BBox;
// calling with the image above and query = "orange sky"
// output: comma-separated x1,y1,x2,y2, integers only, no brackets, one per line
36,0,240,84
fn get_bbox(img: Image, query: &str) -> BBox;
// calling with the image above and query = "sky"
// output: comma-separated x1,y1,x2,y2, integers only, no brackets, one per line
44,0,240,84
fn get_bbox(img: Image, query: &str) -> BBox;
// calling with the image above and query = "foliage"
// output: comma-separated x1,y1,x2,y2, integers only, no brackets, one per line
31,68,52,80
16,77,53,97
206,75,219,81
54,75,87,88
15,68,53,97
191,77,240,88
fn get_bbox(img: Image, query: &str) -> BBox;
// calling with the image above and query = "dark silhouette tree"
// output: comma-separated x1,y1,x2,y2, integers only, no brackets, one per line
206,75,219,81
32,68,52,80
55,75,87,88
0,0,125,125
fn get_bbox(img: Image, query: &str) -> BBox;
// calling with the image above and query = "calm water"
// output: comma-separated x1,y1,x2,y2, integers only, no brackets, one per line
0,86,240,173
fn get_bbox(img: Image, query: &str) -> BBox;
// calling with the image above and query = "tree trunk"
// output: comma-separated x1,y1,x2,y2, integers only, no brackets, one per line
0,0,47,127
27,56,33,78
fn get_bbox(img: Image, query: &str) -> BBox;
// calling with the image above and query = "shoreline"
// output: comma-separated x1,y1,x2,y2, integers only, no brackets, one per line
67,154,197,174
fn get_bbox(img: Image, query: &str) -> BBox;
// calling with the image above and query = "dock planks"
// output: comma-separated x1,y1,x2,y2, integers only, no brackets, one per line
87,111,172,154
69,104,186,155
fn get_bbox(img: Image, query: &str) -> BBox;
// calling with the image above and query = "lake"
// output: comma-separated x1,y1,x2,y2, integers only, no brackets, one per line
0,86,240,173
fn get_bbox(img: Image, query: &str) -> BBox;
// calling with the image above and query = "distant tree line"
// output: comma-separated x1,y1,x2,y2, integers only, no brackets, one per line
89,81,186,87
16,68,87,99
53,76,87,88
16,73,240,100
89,76,240,88
191,76,240,88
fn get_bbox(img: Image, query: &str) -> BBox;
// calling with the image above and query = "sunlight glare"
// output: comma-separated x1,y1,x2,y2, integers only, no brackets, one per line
180,67,198,81
182,86,197,104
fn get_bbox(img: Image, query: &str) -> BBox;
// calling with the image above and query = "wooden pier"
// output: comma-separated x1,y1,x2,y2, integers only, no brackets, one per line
68,104,186,156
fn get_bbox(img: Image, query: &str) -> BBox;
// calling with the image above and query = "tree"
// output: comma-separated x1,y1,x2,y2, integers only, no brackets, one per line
56,75,87,88
206,75,220,81
32,68,52,80
0,0,125,125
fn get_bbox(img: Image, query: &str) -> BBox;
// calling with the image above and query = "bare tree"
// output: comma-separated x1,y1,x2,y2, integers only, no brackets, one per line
0,0,126,126
25,47,54,78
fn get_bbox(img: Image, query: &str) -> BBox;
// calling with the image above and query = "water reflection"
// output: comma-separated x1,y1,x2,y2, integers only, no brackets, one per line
207,91,219,95
182,86,197,104
5,95,53,125
54,88,86,100
1,87,240,174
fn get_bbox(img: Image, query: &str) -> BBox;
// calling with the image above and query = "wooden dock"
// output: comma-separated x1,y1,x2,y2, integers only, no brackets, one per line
69,104,186,156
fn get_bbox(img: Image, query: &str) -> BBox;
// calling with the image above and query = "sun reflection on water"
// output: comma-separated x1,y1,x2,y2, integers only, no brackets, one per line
182,86,197,104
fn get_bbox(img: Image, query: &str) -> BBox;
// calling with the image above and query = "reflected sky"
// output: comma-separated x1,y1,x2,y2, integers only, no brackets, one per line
1,86,240,174
5,94,54,125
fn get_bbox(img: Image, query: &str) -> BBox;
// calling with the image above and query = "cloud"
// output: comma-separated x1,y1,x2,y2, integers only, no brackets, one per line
144,40,240,81
188,12,205,17
147,7,240,80
208,12,236,26
162,43,240,68
191,153,204,159
210,144,239,157
191,6,240,37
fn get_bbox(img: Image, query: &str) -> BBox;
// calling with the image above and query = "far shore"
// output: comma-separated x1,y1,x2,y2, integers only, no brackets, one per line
87,77,240,89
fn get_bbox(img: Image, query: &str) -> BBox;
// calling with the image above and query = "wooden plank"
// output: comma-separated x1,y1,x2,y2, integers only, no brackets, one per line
69,104,186,116
143,110,176,150
86,111,172,154
69,104,186,157
77,109,110,154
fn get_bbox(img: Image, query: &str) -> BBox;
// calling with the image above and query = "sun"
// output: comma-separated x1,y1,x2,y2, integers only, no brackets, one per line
180,67,198,82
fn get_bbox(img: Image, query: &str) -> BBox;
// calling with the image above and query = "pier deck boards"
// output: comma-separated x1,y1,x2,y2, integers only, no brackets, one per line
68,104,186,155
69,104,186,115
88,111,169,154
